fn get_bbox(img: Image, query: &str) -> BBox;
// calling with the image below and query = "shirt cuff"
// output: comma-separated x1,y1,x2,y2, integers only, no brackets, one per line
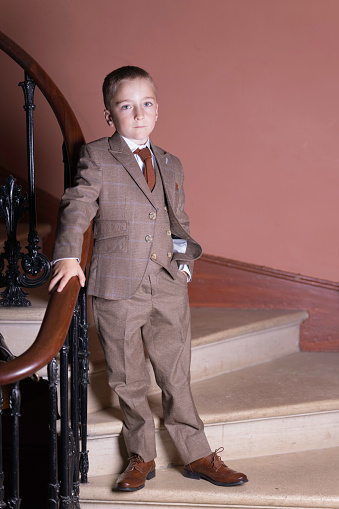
178,264,191,282
51,257,80,266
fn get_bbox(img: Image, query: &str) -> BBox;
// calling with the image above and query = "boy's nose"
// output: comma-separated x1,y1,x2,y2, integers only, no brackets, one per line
134,107,144,120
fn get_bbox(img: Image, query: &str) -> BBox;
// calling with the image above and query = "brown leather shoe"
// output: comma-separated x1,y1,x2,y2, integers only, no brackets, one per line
116,454,156,491
184,447,248,486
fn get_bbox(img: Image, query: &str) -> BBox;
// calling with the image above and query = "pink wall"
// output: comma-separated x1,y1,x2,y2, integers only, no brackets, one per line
1,0,339,281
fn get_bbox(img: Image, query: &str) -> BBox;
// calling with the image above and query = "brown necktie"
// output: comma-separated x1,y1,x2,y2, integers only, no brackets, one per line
133,147,156,191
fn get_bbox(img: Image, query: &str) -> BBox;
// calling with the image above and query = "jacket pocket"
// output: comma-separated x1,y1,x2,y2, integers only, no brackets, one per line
93,220,128,254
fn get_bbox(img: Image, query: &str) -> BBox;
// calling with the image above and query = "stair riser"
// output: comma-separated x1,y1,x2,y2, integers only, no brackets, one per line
188,323,299,383
86,410,339,477
87,323,300,414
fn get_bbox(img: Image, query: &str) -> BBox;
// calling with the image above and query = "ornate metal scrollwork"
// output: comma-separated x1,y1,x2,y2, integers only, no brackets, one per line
0,175,51,306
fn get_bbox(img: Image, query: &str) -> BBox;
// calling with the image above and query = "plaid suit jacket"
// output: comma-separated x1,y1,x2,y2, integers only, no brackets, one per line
53,132,202,299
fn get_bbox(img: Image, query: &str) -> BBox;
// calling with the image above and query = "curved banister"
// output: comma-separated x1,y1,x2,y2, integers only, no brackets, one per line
0,31,92,385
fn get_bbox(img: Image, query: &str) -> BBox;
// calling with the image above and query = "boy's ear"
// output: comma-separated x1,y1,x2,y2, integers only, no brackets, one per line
104,109,114,127
155,103,159,122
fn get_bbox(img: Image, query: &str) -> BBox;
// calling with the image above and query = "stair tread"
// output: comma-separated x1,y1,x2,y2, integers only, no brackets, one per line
189,308,308,346
80,447,339,508
87,351,339,437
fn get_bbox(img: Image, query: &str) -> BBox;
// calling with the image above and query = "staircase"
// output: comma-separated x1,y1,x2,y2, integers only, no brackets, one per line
77,306,339,508
2,285,339,508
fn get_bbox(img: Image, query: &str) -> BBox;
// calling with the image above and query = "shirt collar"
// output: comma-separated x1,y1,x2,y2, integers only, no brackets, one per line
121,135,151,153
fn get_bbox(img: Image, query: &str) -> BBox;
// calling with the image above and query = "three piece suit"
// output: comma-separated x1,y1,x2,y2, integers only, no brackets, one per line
53,131,211,464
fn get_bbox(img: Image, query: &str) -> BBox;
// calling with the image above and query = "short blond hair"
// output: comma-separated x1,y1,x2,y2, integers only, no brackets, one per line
102,66,156,109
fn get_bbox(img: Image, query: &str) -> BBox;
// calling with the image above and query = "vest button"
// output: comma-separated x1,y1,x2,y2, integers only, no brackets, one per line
164,206,167,211
145,235,153,242
149,212,156,220
167,252,172,258
166,230,171,236
151,253,157,260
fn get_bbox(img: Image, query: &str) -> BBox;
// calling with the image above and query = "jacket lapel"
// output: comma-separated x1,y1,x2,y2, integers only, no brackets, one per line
108,132,156,206
151,143,176,210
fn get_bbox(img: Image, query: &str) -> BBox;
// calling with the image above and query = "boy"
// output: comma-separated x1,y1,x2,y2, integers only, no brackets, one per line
49,66,248,491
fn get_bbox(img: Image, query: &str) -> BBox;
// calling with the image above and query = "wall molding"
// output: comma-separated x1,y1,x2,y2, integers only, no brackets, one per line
201,254,339,292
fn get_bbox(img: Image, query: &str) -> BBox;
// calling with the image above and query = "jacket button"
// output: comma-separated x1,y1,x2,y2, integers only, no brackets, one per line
145,235,153,242
166,230,171,236
164,206,167,211
151,253,157,260
149,212,156,220
167,252,172,258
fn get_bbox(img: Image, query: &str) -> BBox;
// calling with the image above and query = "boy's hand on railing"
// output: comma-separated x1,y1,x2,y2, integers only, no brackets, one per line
48,259,86,293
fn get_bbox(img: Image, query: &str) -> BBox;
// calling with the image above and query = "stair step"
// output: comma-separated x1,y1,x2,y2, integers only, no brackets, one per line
79,447,339,508
87,308,307,414
86,352,339,477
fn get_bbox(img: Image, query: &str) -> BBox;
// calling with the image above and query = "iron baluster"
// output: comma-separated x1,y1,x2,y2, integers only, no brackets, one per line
0,71,51,306
70,303,80,508
62,142,71,190
0,387,6,508
18,72,51,292
47,358,59,509
7,384,20,509
59,333,72,509
78,285,89,484
18,73,36,235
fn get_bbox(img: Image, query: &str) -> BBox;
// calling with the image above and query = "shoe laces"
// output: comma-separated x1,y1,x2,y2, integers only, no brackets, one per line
128,454,144,473
211,447,227,469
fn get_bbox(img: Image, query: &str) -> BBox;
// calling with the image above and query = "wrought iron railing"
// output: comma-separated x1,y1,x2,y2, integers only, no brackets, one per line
0,31,93,508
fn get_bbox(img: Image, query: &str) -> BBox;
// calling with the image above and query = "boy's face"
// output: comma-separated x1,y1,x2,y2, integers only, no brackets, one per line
104,78,158,145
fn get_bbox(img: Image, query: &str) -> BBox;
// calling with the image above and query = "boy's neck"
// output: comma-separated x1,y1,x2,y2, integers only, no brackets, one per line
121,135,150,151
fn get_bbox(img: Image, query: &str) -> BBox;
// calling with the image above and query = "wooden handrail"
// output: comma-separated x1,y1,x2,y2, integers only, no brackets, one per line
0,31,91,385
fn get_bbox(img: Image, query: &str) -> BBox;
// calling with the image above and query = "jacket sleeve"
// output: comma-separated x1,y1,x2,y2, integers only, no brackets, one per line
52,144,102,261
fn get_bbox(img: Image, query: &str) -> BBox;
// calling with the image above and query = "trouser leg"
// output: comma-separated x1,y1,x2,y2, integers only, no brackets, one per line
142,268,211,465
92,280,157,463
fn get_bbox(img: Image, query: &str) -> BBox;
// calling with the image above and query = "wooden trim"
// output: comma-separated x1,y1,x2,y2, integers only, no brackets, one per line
189,254,339,352
201,254,339,292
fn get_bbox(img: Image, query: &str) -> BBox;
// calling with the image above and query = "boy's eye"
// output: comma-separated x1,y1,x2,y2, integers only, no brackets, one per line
121,105,131,110
144,102,152,107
